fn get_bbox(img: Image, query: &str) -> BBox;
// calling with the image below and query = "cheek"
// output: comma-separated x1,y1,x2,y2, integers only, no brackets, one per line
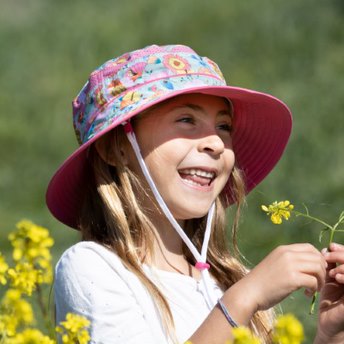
144,137,183,166
144,147,178,181
224,150,236,175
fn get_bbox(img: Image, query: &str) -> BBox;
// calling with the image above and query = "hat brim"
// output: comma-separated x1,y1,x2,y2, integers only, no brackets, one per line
46,85,292,229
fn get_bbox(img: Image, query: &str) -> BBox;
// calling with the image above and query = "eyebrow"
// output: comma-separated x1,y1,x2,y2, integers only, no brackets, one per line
175,103,233,118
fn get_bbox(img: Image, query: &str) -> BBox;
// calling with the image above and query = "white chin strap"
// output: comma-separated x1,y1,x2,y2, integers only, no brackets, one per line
124,122,218,308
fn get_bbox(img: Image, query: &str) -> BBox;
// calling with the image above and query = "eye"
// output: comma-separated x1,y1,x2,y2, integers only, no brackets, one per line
176,116,195,124
217,122,233,133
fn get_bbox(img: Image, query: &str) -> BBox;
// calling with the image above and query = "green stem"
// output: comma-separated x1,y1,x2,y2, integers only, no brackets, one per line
310,293,317,315
328,228,336,246
293,211,332,230
293,212,335,315
36,284,55,337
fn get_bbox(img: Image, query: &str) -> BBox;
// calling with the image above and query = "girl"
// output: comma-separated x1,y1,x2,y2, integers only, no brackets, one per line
47,44,344,343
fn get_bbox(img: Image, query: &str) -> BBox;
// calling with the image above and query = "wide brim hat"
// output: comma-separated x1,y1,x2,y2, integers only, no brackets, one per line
46,45,292,229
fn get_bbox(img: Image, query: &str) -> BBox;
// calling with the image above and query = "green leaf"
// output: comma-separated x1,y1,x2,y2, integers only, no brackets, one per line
338,211,344,223
319,228,329,243
301,203,310,216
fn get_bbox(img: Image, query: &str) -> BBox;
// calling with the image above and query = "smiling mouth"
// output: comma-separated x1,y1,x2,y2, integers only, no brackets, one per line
178,168,216,187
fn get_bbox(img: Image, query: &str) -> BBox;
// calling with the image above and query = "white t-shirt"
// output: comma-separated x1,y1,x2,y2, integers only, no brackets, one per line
54,241,223,344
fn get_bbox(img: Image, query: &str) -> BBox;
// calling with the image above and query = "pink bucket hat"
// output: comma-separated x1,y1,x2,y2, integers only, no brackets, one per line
46,44,292,229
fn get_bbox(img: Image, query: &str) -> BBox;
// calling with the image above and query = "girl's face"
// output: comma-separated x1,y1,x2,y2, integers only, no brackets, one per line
128,93,235,220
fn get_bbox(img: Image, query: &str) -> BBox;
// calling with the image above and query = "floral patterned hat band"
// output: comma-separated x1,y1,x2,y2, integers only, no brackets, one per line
47,44,292,229
73,45,226,145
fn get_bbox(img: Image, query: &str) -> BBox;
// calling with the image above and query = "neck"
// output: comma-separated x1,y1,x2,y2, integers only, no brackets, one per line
150,212,185,256
146,211,201,277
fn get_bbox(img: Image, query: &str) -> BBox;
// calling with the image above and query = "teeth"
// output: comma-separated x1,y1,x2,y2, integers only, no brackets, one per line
183,179,203,187
181,169,215,179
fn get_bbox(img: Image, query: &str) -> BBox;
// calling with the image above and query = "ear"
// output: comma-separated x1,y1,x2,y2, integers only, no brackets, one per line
95,137,128,166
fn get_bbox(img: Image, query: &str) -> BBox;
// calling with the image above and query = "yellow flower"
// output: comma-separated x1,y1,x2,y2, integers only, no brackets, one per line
7,262,40,295
56,313,90,344
6,328,55,344
231,327,261,344
273,314,304,344
0,288,34,337
261,201,294,224
0,252,9,285
8,220,54,288
9,220,54,262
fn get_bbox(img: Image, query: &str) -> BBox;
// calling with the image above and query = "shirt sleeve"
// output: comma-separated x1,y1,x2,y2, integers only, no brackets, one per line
54,242,164,344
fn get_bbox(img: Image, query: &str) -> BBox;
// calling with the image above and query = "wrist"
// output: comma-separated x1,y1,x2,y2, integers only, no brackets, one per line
222,280,257,326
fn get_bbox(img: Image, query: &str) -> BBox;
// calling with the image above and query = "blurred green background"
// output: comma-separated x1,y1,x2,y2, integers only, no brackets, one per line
0,0,343,342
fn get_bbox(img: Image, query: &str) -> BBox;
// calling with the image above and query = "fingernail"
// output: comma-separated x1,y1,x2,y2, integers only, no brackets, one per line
331,243,340,249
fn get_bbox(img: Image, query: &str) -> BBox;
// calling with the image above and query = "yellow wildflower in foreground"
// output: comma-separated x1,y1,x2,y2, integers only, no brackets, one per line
7,262,41,296
56,313,90,344
261,201,294,224
0,289,34,337
6,220,54,294
0,252,9,285
231,327,260,344
9,220,54,264
273,313,304,344
6,328,55,344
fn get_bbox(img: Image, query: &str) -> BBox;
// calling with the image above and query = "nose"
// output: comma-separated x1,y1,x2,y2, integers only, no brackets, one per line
197,134,225,156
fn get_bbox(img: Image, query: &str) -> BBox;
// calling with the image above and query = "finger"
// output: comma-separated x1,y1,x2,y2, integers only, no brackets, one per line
284,243,320,253
323,251,344,264
300,260,327,290
328,242,344,251
335,273,344,284
296,273,319,294
329,265,344,279
304,288,315,298
298,252,328,272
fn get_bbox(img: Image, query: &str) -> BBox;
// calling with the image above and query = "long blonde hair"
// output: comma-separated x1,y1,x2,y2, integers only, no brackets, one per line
79,124,274,343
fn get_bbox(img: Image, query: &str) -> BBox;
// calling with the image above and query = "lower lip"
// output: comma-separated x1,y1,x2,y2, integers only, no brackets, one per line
179,174,214,192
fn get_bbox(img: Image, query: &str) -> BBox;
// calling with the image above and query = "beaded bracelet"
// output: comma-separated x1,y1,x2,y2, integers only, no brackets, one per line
217,299,239,328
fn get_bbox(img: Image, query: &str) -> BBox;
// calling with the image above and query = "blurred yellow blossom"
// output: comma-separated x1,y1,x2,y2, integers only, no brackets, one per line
56,313,90,344
0,289,34,337
273,313,304,344
1,220,91,344
7,262,41,296
9,220,54,264
6,328,55,344
0,252,9,285
261,201,294,224
230,327,260,344
6,220,54,294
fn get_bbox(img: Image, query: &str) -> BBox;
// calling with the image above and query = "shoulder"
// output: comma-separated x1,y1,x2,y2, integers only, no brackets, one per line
55,241,134,297
54,242,168,343
56,241,126,276
54,241,140,315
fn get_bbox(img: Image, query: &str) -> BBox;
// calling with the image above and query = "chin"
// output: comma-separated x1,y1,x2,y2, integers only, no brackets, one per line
172,205,212,221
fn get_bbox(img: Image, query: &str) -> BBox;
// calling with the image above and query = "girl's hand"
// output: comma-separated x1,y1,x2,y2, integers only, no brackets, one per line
315,243,344,344
238,243,327,312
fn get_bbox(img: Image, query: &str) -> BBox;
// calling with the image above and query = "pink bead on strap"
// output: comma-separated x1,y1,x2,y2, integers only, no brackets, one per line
123,121,133,133
195,262,210,271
